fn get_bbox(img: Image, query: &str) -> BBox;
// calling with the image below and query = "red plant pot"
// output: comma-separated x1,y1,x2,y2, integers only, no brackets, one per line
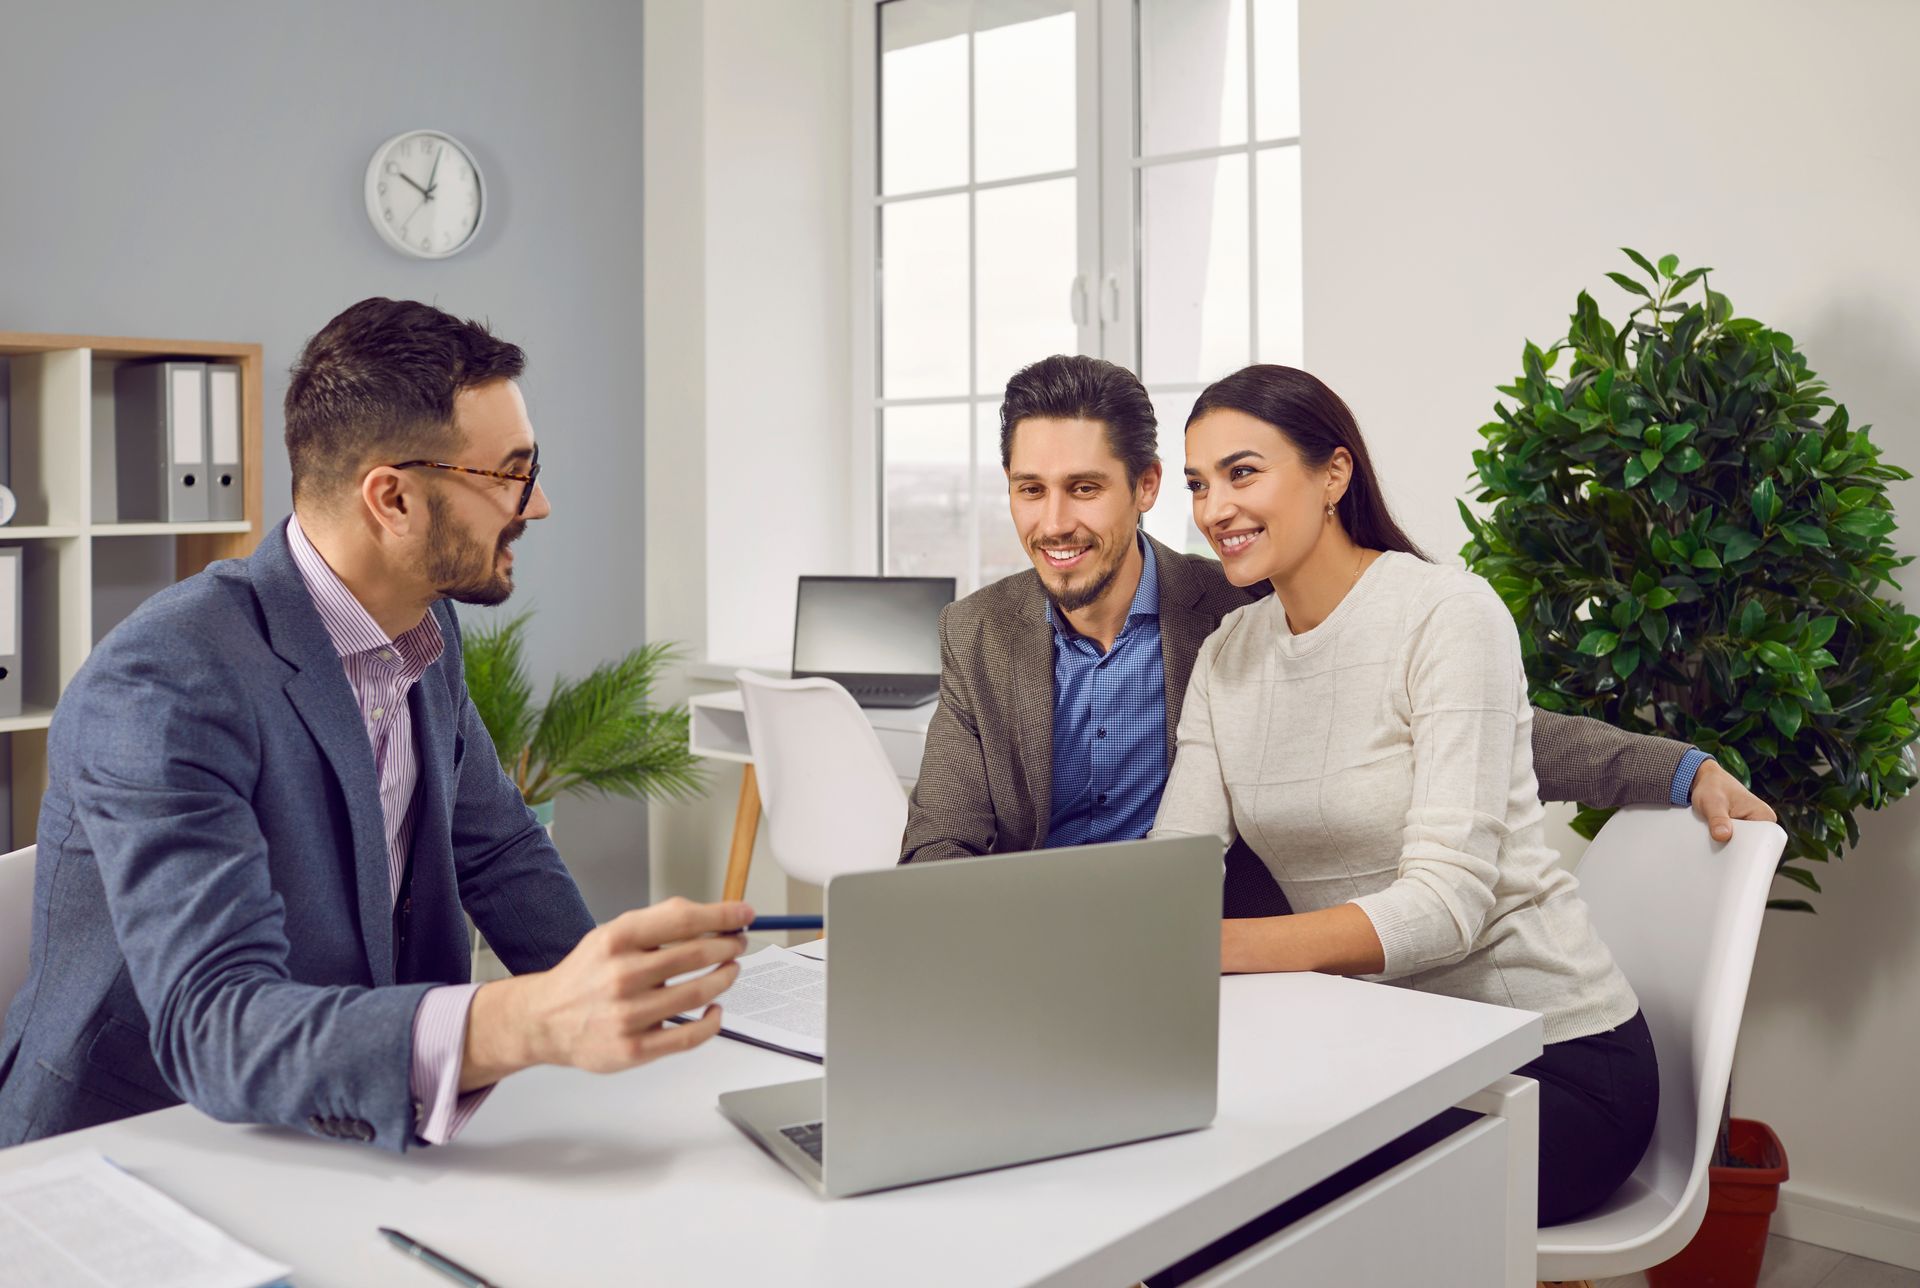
1646,1118,1789,1288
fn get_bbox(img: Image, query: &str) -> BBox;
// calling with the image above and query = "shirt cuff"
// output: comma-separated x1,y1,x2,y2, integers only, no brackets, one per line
409,983,491,1146
1670,747,1712,807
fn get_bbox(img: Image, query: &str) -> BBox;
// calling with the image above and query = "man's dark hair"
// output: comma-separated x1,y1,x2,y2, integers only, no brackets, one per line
998,355,1158,486
284,297,526,506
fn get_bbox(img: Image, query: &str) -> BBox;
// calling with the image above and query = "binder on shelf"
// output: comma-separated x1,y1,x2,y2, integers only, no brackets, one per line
207,363,245,522
114,360,210,523
0,545,20,719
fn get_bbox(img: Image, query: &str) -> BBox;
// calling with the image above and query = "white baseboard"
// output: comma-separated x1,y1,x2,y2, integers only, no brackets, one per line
1772,1185,1920,1272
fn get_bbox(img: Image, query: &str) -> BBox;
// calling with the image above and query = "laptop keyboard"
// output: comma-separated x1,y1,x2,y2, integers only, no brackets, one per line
779,1121,825,1163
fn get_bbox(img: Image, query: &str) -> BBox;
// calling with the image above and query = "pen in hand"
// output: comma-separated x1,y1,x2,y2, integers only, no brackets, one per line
379,1227,501,1288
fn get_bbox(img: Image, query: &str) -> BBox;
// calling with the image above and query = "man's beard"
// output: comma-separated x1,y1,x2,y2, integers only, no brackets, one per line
426,493,525,606
1034,534,1128,614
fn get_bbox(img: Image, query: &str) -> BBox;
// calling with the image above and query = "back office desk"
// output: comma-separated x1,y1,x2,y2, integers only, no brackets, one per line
0,972,1541,1286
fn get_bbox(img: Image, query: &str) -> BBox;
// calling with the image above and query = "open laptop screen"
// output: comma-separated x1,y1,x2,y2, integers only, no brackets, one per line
791,576,953,678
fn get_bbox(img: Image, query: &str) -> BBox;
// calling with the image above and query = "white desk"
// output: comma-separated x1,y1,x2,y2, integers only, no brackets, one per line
0,973,1541,1286
687,686,935,900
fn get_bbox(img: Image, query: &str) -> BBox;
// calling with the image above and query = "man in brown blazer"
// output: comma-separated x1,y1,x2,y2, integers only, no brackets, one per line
900,356,1774,917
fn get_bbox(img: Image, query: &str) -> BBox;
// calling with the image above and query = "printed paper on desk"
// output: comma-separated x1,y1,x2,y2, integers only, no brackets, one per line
675,944,825,1060
0,1152,290,1288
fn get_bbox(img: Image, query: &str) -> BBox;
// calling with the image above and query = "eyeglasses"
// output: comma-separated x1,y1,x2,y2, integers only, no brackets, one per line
390,445,542,516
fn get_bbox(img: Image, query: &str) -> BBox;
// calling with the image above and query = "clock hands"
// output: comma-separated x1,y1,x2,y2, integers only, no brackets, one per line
426,145,443,199
398,172,432,200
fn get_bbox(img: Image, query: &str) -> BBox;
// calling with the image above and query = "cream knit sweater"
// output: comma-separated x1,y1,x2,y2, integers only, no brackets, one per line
1152,552,1638,1044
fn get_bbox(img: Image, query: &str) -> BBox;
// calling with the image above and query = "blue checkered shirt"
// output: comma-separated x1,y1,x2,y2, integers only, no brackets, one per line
1044,535,1169,847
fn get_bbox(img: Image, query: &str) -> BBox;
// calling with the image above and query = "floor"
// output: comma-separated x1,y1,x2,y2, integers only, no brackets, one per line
1595,1235,1920,1287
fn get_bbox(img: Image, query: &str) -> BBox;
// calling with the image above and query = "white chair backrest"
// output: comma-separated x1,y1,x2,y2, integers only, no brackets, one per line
735,672,909,888
1574,808,1784,1226
0,845,38,1019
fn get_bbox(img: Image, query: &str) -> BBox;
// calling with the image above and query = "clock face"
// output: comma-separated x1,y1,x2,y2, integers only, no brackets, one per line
364,130,485,259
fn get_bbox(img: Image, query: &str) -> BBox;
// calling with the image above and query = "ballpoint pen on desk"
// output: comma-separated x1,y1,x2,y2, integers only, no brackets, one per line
379,1227,502,1288
745,915,823,932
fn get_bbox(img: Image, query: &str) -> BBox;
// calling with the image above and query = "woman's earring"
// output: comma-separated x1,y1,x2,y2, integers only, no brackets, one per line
1325,502,1336,519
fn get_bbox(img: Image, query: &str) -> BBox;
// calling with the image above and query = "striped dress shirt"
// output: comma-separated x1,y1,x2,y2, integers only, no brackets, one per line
286,516,486,1145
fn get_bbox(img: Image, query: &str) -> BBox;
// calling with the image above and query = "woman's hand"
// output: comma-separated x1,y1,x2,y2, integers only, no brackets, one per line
1222,906,1387,976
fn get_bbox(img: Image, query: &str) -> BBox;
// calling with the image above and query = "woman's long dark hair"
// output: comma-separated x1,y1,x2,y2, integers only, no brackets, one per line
1186,364,1428,561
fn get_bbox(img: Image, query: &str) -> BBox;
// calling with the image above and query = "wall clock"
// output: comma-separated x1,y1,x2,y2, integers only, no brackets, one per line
364,130,485,259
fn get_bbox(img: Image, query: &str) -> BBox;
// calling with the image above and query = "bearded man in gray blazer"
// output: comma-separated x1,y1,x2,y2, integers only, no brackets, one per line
901,355,1774,916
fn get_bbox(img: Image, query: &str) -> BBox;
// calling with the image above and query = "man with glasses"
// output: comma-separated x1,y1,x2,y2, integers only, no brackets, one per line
0,298,752,1150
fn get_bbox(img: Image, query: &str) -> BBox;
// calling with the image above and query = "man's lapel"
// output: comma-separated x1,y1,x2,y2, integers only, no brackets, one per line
1151,535,1217,764
248,522,400,986
1007,573,1056,849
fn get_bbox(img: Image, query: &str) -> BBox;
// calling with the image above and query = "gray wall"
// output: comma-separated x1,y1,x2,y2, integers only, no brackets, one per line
0,1,652,918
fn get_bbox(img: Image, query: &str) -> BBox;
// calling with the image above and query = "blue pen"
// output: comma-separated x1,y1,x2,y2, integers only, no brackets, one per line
746,915,824,932
379,1227,500,1288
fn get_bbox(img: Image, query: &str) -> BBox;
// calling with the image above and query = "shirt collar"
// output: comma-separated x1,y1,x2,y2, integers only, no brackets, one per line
1048,530,1160,639
285,513,445,671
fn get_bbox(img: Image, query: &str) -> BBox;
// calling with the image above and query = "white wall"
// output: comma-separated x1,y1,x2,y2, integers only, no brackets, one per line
644,0,854,915
1300,0,1920,1264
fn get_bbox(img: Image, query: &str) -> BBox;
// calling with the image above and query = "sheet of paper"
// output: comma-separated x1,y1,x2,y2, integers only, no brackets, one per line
679,944,826,1059
0,1152,289,1288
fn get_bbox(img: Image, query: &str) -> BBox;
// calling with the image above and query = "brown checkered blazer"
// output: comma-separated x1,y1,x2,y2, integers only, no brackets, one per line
900,534,1691,917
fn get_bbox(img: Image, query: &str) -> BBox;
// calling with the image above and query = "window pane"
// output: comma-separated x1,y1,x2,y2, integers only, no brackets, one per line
1140,153,1250,386
885,405,971,578
976,177,1078,395
1251,0,1300,140
1256,147,1304,366
975,4,1076,183
882,194,970,398
975,401,1029,586
881,0,970,195
1144,390,1212,557
1139,0,1247,157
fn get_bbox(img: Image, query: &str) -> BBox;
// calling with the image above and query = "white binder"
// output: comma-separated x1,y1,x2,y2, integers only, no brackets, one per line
114,360,211,523
0,545,20,718
206,364,244,521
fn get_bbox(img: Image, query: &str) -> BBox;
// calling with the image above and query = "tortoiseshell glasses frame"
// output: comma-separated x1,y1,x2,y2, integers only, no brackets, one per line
389,444,542,515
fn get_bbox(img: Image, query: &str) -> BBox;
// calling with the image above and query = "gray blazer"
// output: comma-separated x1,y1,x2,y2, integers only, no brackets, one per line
901,535,1690,912
0,522,595,1150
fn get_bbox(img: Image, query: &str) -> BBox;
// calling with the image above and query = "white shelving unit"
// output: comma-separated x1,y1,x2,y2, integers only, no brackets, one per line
0,331,264,844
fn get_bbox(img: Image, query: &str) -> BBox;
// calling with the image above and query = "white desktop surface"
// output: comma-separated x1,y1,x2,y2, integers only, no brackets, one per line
0,972,1539,1287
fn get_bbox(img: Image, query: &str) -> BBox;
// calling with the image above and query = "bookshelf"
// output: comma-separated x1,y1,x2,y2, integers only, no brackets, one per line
0,331,266,845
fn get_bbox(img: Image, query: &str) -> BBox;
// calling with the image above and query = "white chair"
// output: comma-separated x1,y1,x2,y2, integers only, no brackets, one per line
732,672,909,891
1535,807,1786,1283
1,845,38,1018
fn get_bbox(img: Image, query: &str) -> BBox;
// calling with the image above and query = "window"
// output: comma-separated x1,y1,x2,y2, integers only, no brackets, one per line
858,0,1300,588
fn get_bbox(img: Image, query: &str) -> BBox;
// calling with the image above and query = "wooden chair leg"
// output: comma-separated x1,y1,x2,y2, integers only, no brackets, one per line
722,764,761,903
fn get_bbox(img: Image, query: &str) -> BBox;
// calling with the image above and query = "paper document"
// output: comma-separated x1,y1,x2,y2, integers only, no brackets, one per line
0,1152,289,1288
678,945,826,1061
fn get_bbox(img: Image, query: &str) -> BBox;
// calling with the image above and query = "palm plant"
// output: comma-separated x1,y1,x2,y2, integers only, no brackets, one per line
461,611,705,810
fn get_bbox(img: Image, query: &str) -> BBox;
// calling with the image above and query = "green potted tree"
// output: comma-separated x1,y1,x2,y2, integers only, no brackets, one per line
461,611,706,832
1460,251,1920,1285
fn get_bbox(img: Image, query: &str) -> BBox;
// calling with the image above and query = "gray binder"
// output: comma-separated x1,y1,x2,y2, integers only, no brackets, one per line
206,364,245,521
114,360,210,523
0,546,20,718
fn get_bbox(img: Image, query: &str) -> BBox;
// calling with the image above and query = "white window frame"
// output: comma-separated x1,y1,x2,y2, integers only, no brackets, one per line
850,0,1300,580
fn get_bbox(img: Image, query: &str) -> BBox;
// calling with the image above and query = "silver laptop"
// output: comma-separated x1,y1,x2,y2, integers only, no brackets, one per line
790,575,953,708
718,836,1222,1197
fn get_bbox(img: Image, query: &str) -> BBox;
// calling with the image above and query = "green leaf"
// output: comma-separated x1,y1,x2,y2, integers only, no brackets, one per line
1737,600,1767,637
1805,616,1838,648
1606,271,1652,299
1666,445,1706,474
1782,523,1830,547
1612,644,1642,679
1623,457,1650,488
1578,629,1621,657
1718,745,1750,783
1766,899,1817,914
1721,531,1763,563
1643,588,1678,611
1691,548,1723,570
1641,447,1665,474
1752,479,1780,526
1657,253,1679,277
1756,641,1797,670
1770,698,1805,738
1621,248,1659,281
1775,864,1822,893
